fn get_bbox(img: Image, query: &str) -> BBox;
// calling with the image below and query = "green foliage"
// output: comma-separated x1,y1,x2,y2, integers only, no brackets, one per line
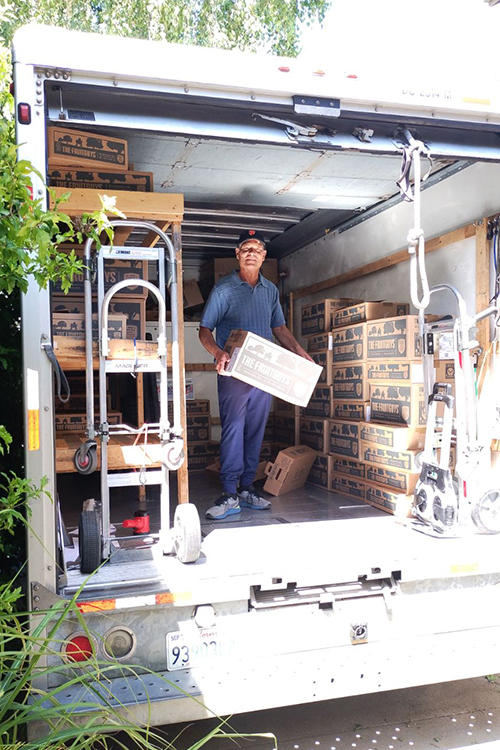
2,0,329,55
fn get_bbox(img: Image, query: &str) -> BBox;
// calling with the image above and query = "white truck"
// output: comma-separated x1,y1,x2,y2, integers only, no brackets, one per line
14,23,500,734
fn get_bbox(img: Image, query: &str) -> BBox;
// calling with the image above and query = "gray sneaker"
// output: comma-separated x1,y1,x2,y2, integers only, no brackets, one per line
237,485,271,511
206,492,241,520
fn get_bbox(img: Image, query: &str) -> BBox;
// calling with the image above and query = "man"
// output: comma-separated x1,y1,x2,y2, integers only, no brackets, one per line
199,229,313,520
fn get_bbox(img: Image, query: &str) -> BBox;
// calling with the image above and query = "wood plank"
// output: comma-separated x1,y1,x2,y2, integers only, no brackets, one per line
141,220,171,248
292,224,477,301
475,219,490,369
136,372,145,426
185,363,216,371
173,222,190,504
56,433,163,473
53,336,171,370
50,188,184,222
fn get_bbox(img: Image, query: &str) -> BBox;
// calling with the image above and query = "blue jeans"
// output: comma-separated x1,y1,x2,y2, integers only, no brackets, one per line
217,375,272,494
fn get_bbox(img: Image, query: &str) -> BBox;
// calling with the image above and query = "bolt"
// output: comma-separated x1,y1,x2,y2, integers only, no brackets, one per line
44,406,49,412
184,86,189,93
34,607,39,611
37,73,42,79
38,188,43,195
113,79,118,86
54,71,60,79
63,73,69,80
34,596,40,602
34,585,39,591
47,565,52,571
36,111,40,116
36,98,42,104
45,70,51,78
251,94,256,100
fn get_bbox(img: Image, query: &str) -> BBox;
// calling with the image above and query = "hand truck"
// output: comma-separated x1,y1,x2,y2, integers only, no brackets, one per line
74,220,201,571
414,283,500,536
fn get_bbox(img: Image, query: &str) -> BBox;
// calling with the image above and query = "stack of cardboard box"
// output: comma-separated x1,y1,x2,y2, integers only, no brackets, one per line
302,299,429,516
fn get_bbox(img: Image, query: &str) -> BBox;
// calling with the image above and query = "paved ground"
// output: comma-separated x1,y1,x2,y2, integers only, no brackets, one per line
158,676,500,750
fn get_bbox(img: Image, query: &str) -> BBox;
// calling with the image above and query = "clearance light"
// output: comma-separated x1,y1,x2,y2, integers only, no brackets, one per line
278,66,290,72
17,103,31,125
63,633,94,662
346,74,358,79
313,70,325,76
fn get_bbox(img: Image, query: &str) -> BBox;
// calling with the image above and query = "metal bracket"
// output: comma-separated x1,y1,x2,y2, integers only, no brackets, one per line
253,113,319,140
31,582,67,611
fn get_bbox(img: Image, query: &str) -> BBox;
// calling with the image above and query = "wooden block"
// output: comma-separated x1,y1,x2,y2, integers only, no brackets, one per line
53,336,171,370
49,187,184,221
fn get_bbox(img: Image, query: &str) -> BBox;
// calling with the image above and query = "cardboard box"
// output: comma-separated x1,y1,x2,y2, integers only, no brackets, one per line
306,333,332,353
47,167,153,191
311,349,333,385
330,473,366,500
186,399,211,415
299,418,329,453
330,456,366,479
435,360,455,384
301,385,333,419
187,414,211,442
365,464,419,494
55,411,122,432
183,280,204,309
331,323,367,363
48,127,128,170
359,422,425,451
369,382,426,428
274,416,295,445
224,330,322,407
332,364,368,401
264,445,317,496
366,316,421,360
332,401,369,422
52,248,148,298
260,441,274,461
187,441,219,472
359,442,421,472
329,420,361,460
307,453,330,489
301,298,359,337
275,399,296,418
366,360,424,383
52,296,146,340
364,482,414,517
52,312,127,340
332,301,409,328
201,257,279,285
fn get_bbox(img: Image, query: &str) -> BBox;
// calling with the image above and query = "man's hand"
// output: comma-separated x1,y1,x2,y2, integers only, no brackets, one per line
215,349,231,374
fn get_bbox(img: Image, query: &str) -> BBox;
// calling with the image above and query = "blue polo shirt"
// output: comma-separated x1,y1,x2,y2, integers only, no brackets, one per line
200,270,286,350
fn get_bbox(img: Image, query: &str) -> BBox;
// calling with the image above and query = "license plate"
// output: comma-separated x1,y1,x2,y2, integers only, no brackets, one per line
166,627,220,671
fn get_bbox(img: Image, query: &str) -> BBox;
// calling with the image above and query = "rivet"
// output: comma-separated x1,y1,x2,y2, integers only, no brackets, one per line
34,607,39,611
38,189,43,195
34,596,40,602
113,80,118,86
251,94,256,100
37,73,42,79
44,406,49,412
45,70,51,78
62,73,69,80
184,86,189,93
47,565,52,571
36,98,42,104
53,71,60,79
34,585,39,591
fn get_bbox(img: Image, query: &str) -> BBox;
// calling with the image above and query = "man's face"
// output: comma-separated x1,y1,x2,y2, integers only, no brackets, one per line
236,239,266,272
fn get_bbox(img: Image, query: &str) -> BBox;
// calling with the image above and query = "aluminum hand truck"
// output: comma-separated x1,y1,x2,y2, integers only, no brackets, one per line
414,283,500,536
75,220,201,571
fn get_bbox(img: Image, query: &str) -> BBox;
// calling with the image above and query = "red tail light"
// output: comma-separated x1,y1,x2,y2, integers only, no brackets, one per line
63,633,93,662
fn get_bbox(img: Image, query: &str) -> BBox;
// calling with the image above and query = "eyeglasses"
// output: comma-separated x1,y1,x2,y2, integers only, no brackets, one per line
238,245,265,255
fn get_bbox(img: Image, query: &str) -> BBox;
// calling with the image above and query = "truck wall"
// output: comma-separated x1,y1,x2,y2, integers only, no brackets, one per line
282,162,500,338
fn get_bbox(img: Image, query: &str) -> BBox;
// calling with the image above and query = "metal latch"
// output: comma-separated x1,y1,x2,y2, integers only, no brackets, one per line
253,113,318,139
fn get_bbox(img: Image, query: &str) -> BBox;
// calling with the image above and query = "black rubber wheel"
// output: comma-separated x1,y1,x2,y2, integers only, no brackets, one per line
74,445,98,475
79,510,102,574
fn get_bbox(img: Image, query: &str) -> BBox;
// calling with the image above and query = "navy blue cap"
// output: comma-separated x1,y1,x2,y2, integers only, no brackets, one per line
238,230,266,247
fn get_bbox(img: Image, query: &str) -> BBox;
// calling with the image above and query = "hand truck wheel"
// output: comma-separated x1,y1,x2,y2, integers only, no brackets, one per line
79,510,102,574
74,444,98,475
471,489,500,534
